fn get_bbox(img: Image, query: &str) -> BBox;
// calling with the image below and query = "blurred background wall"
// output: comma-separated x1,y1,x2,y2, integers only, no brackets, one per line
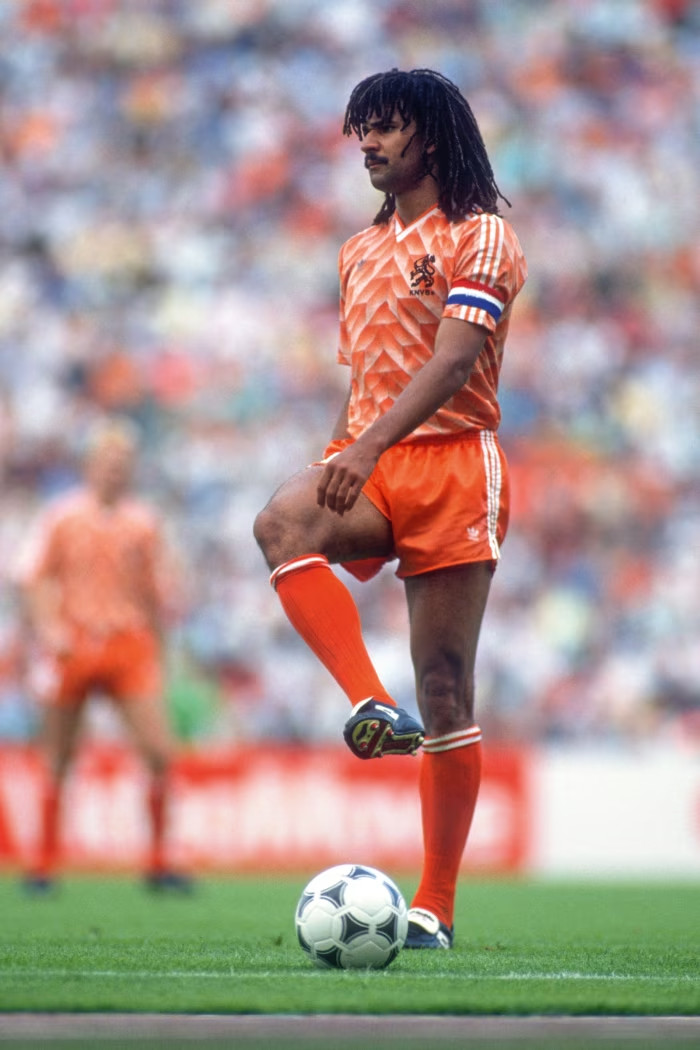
0,0,699,767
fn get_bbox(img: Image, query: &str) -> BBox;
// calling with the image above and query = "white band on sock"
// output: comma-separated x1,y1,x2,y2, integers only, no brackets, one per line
422,725,482,754
269,554,330,590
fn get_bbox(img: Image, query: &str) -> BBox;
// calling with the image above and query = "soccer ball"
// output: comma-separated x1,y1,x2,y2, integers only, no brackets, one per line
294,863,408,970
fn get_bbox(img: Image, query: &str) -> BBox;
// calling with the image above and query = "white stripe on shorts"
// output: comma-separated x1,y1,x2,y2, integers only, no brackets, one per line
480,430,502,560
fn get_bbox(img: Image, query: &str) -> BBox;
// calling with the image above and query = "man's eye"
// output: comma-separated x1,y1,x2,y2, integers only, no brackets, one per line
361,123,393,136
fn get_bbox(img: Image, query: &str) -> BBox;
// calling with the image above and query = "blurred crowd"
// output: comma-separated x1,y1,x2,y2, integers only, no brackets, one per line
0,0,698,748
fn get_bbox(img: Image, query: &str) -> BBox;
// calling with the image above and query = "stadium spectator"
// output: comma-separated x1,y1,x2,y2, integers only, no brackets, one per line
0,0,696,748
18,417,190,892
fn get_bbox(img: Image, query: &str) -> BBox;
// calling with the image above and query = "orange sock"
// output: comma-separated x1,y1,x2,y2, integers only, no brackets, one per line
271,555,394,707
36,778,61,877
147,773,168,875
411,727,482,928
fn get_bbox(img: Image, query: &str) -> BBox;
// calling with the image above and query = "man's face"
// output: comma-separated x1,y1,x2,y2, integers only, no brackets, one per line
358,110,429,195
86,436,134,502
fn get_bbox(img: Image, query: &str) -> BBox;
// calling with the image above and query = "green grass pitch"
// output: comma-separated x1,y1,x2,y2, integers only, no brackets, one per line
0,874,698,1017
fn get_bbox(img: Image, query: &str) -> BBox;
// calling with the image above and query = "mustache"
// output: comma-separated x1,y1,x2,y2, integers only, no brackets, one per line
364,155,387,168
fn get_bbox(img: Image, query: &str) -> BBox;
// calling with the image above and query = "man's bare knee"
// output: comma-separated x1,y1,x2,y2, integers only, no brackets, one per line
147,754,170,778
417,657,475,734
253,478,321,566
252,503,279,561
135,740,171,778
253,503,310,569
48,755,73,783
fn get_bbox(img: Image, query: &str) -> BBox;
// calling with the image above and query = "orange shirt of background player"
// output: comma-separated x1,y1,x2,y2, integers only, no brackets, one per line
23,489,172,639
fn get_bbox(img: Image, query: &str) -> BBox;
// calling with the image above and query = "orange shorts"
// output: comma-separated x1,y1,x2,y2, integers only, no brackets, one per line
31,627,163,707
322,431,509,579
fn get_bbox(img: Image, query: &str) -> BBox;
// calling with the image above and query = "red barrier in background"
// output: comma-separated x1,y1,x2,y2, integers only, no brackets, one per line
0,743,531,874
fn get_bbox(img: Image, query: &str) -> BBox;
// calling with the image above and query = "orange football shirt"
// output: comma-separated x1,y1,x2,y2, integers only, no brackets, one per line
21,489,171,635
337,205,527,439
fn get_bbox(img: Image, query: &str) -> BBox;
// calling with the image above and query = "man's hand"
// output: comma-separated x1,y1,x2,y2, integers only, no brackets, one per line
317,441,380,515
317,319,486,515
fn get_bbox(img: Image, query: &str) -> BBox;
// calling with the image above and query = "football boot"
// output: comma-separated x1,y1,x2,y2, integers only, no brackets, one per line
343,697,424,759
404,907,454,949
144,870,195,893
21,873,58,895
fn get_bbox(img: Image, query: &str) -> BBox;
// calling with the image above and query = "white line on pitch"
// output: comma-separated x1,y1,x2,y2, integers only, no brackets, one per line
0,970,697,982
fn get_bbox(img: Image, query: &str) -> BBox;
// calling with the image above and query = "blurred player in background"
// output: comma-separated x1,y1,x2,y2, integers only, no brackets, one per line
255,69,527,947
19,418,191,892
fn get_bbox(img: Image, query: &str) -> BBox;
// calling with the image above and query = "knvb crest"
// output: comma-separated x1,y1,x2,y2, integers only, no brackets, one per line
410,253,436,296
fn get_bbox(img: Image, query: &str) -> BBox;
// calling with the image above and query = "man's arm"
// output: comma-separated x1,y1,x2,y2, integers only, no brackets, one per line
141,515,187,639
21,571,70,654
331,390,352,441
16,515,71,653
318,318,487,515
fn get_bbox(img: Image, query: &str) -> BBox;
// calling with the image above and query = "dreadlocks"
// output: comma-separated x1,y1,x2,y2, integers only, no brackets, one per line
343,68,510,225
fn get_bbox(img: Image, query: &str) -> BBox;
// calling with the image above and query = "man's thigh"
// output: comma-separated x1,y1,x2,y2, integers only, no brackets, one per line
367,434,509,577
258,464,394,566
118,693,174,769
33,644,94,706
41,701,86,773
107,630,163,701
